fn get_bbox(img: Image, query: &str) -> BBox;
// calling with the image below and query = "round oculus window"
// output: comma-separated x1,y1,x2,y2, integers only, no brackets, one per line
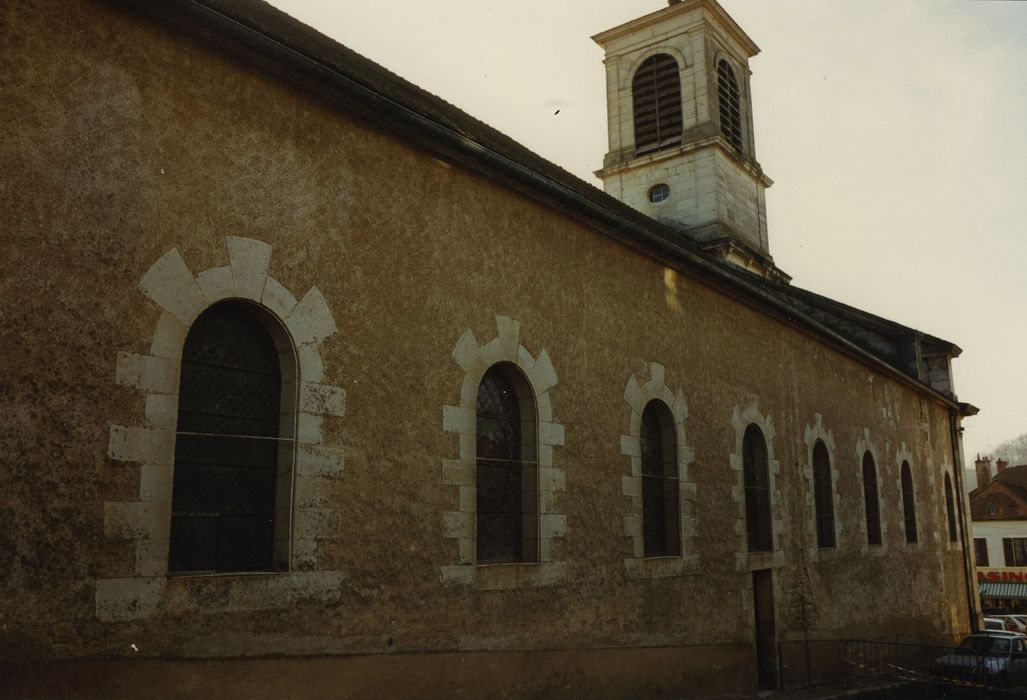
648,183,670,203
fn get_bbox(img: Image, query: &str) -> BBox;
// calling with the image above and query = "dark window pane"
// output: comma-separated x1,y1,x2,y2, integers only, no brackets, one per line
901,462,918,543
945,473,958,542
862,452,882,546
812,441,835,548
743,425,773,552
476,366,536,564
169,302,283,574
640,402,680,557
974,538,989,567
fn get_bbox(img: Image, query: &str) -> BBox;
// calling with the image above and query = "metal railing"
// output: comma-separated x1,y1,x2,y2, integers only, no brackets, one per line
844,639,1027,690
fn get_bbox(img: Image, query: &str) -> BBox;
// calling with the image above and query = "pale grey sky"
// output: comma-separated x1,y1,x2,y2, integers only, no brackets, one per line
267,0,1027,466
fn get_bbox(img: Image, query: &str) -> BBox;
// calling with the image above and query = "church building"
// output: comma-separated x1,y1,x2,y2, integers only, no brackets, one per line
1,0,979,697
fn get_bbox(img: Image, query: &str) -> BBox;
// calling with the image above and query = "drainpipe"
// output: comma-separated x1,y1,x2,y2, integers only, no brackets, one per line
950,405,979,633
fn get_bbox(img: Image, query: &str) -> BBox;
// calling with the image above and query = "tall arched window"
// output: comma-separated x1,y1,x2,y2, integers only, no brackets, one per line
743,425,773,552
169,301,296,574
812,440,835,548
944,473,958,542
476,364,539,564
862,452,882,546
901,461,918,544
716,59,742,151
640,401,681,557
632,53,683,156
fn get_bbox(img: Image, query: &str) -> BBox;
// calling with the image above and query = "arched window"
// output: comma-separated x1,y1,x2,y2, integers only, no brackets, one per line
862,452,882,546
632,53,683,155
944,473,958,542
169,301,296,573
743,425,773,552
640,401,681,557
716,59,742,151
812,440,835,548
475,364,539,564
901,461,918,544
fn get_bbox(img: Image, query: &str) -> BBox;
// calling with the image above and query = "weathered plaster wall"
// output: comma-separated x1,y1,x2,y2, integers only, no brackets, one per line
0,0,971,694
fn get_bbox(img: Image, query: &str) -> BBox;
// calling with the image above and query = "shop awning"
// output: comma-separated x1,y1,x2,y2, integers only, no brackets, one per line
980,582,1027,599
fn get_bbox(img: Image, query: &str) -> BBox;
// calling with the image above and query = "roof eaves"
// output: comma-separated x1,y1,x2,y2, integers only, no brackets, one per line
128,0,961,410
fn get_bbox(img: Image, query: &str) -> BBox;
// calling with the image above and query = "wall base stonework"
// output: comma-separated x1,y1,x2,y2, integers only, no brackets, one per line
1,645,755,700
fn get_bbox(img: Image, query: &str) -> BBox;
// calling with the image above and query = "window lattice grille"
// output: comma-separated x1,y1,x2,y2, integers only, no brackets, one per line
475,367,537,564
169,303,284,574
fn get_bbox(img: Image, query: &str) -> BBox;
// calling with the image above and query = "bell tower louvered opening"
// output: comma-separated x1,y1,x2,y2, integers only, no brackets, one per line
632,54,683,156
717,59,743,150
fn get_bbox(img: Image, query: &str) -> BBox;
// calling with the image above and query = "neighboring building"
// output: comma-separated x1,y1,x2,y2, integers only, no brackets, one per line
970,458,1027,612
2,0,978,697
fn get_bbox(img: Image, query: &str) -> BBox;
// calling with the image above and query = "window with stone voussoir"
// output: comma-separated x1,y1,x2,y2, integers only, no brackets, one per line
169,300,296,574
640,400,681,557
743,424,773,552
475,363,539,565
632,53,683,155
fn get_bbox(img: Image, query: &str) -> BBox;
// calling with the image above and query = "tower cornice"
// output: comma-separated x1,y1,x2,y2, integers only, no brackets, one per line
592,0,760,58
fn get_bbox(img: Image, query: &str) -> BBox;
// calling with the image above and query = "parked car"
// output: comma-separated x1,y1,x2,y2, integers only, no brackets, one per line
931,633,1027,686
985,617,1007,632
997,615,1027,633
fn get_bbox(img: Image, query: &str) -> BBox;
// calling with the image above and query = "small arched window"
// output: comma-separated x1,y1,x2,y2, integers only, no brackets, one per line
169,301,296,574
901,461,918,544
862,452,882,546
716,59,743,151
743,425,773,552
475,364,539,564
812,440,835,548
632,53,683,155
944,473,958,542
640,401,681,557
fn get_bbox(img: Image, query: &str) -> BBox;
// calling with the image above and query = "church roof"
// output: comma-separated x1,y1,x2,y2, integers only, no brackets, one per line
129,0,962,408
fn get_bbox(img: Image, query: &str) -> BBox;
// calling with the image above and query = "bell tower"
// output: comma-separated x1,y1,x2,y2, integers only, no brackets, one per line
593,0,785,280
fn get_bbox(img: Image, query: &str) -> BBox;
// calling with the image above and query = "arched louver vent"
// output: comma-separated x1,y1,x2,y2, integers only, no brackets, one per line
632,54,683,155
717,59,743,151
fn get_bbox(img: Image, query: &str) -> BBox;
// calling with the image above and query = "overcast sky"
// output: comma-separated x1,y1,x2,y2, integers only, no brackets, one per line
267,0,1027,468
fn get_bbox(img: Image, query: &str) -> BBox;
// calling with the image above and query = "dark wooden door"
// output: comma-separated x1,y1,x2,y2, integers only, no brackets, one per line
753,569,778,689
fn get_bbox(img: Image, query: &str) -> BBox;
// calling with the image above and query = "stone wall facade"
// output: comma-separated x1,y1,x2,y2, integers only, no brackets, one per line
0,1,973,696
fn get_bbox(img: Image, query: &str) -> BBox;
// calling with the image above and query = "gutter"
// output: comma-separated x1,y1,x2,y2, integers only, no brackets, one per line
949,409,979,633
130,0,960,411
